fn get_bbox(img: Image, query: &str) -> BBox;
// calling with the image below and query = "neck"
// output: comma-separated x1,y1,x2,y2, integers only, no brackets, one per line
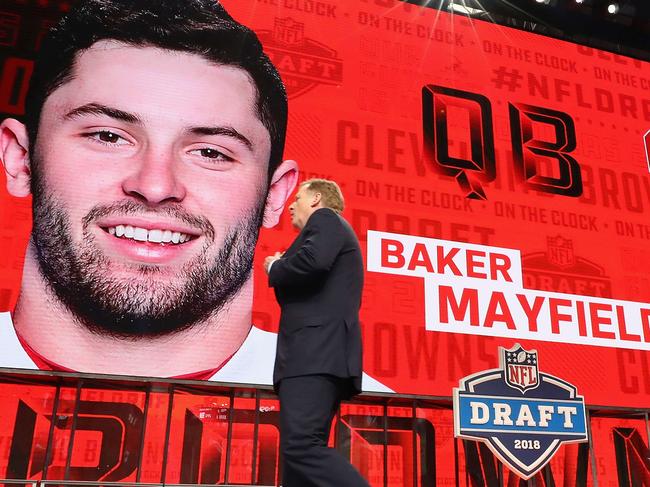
13,242,253,376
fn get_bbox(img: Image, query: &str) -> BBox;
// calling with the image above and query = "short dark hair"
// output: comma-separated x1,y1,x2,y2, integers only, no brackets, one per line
25,0,287,177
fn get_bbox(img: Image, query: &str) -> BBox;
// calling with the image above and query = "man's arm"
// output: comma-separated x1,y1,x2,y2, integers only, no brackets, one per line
268,209,344,287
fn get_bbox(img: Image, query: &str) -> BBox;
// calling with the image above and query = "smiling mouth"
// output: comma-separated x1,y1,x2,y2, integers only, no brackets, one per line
103,225,196,244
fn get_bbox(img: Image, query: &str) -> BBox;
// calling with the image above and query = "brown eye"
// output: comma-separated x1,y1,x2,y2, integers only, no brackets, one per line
87,130,129,146
200,148,222,158
189,147,234,162
98,131,120,143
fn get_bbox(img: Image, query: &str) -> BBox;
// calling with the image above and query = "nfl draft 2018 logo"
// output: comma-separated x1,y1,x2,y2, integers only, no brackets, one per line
453,344,588,479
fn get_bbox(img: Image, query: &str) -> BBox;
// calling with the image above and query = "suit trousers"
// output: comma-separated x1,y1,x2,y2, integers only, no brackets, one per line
278,375,370,487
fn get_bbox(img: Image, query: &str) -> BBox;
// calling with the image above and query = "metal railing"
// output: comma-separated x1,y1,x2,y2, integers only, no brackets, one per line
0,481,276,487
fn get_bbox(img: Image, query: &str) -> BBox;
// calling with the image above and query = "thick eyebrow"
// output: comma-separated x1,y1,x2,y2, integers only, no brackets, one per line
63,103,142,124
189,126,253,151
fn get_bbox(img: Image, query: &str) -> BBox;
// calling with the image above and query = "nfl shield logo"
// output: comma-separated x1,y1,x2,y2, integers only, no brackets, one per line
546,235,575,268
273,17,304,46
454,344,588,479
503,345,539,393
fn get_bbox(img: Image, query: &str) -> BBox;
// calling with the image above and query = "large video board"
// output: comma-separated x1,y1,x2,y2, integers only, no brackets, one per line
1,0,649,409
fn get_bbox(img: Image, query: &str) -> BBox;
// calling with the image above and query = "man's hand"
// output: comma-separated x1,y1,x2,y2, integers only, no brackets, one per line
263,251,283,274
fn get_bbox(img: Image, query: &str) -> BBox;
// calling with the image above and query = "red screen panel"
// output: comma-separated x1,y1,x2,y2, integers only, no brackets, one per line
0,0,648,410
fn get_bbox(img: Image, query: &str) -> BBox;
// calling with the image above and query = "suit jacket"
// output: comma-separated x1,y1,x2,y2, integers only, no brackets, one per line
269,207,363,398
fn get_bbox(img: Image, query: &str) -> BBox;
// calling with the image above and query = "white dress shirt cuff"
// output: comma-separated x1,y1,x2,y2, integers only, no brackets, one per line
267,257,279,273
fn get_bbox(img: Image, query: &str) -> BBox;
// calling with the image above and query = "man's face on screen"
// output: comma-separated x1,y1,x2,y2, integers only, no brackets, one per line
29,42,272,337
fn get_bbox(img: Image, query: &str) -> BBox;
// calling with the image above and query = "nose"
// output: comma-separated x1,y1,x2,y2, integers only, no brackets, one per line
121,149,186,205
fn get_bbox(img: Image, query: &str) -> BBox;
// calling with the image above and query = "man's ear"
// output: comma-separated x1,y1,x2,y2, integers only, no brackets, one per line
0,118,32,197
310,191,322,208
263,159,298,228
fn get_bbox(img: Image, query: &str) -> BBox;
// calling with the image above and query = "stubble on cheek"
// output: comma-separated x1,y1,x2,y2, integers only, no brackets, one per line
29,166,267,338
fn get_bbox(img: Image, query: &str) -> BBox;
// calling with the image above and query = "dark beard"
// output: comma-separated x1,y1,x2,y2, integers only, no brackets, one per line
30,164,265,340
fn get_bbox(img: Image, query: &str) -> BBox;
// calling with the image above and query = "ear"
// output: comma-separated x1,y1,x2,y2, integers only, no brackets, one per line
0,118,32,197
263,159,298,228
309,190,322,208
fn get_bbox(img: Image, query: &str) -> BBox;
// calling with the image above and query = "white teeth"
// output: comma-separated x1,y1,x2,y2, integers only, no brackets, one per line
148,229,163,243
133,227,147,241
106,226,191,245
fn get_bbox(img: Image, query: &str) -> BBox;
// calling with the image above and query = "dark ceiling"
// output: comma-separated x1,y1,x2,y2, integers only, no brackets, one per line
403,0,650,62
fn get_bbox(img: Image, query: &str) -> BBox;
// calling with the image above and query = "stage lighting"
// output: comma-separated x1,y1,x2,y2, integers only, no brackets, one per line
446,0,487,16
448,2,486,16
535,0,551,3
605,2,636,24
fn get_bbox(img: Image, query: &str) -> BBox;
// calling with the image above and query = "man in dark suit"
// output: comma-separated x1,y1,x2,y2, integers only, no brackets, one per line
263,178,369,487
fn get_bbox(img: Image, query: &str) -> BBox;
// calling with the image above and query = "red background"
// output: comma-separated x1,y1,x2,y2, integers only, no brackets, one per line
1,0,649,409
